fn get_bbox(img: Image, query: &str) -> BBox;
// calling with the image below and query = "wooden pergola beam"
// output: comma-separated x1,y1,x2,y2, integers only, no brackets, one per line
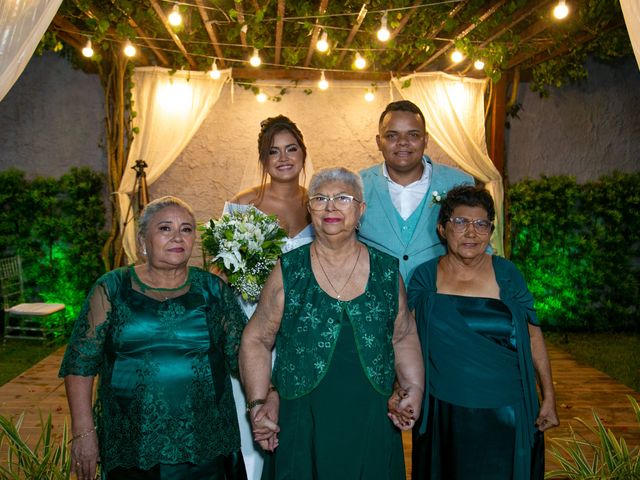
235,1,248,48
395,0,469,71
389,0,422,41
274,0,285,65
231,67,391,81
416,0,508,71
303,0,329,67
127,19,170,67
148,0,197,68
195,0,226,68
337,2,369,67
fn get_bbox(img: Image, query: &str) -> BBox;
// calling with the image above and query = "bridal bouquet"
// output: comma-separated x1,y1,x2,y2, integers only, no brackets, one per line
201,207,287,302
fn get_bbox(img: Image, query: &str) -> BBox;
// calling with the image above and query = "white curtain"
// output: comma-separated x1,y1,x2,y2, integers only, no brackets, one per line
621,0,640,70
118,67,232,263
0,0,62,103
392,72,504,255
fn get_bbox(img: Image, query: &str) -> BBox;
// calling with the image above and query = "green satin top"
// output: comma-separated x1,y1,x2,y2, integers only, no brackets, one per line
273,243,399,399
59,266,246,473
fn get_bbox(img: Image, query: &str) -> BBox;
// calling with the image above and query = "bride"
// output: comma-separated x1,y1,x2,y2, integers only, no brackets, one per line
223,115,314,480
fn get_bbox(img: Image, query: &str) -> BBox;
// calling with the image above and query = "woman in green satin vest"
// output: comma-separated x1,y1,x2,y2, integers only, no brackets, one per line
405,185,559,480
59,196,247,480
240,167,424,479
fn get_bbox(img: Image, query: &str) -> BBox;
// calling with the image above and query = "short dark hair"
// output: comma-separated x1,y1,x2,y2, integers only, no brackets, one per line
437,184,495,232
378,100,426,129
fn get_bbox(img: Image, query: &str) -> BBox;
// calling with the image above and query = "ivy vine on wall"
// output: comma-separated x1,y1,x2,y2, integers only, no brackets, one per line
508,172,640,332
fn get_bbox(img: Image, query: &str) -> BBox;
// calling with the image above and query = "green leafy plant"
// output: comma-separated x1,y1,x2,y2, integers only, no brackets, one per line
0,413,71,479
545,396,640,479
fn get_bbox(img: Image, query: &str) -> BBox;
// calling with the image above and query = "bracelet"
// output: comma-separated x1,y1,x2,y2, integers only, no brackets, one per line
69,427,96,443
246,398,266,412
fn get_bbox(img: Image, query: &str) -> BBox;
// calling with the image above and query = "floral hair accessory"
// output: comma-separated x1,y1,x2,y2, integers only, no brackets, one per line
200,207,287,301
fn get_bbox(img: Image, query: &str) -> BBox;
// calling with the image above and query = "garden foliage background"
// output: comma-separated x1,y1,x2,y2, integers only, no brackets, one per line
0,168,106,329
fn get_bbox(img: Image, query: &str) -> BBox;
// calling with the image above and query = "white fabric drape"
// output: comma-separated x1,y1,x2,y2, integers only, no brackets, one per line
621,0,640,70
0,0,62,102
391,72,504,255
118,67,232,263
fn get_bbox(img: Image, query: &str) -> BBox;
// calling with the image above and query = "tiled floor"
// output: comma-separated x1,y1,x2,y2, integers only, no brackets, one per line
1,345,639,478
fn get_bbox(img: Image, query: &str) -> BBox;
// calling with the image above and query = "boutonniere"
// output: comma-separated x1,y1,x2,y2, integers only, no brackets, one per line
430,190,444,206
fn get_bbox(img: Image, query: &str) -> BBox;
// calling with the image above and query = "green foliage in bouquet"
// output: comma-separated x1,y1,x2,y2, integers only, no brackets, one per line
545,396,640,479
0,413,72,479
201,207,287,302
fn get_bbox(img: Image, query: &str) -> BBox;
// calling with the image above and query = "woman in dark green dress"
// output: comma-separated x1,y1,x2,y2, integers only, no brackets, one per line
405,185,559,480
60,196,247,480
239,167,424,480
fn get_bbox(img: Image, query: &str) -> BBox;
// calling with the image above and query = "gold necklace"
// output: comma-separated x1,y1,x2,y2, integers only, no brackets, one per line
313,243,362,300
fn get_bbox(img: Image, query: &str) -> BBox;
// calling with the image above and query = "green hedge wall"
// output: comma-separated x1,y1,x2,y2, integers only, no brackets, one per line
0,168,107,326
508,172,640,332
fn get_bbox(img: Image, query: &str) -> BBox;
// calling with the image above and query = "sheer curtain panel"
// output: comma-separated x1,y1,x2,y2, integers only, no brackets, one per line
118,67,232,263
621,0,640,70
0,0,63,102
391,72,504,255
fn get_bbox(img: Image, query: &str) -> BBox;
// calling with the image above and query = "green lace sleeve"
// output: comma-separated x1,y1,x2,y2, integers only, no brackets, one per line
59,275,113,377
214,276,247,375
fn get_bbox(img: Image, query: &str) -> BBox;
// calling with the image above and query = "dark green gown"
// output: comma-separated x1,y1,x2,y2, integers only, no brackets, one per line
263,309,405,480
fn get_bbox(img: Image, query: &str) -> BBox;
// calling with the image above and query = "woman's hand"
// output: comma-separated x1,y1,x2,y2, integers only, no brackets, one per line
535,398,560,432
250,390,280,451
70,430,100,480
388,383,423,431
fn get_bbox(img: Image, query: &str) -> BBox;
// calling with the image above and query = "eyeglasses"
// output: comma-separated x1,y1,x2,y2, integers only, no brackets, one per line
308,194,361,211
448,216,493,234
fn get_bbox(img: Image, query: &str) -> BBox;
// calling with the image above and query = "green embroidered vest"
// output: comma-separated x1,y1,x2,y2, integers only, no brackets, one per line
273,243,399,399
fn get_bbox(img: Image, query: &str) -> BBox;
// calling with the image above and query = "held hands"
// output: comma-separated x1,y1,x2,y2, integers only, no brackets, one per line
387,382,423,431
535,398,560,432
250,389,280,451
70,429,100,480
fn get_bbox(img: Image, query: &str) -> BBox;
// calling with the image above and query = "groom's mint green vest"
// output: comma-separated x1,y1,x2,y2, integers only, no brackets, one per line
273,244,399,399
359,157,474,282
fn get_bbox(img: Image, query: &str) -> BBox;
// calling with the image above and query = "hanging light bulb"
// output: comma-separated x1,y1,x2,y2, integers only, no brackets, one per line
316,31,329,52
354,52,367,70
553,0,569,19
168,5,182,26
256,91,267,103
123,39,136,57
82,39,94,58
249,48,261,67
474,59,485,70
364,89,375,102
451,50,464,63
318,71,329,90
209,60,221,79
377,12,390,42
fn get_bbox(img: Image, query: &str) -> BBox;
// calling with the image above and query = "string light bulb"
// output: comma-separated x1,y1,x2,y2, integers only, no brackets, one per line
82,39,94,58
553,0,569,19
364,89,375,102
377,12,390,42
316,31,329,52
209,60,221,79
451,50,464,63
168,5,182,26
256,91,267,103
318,71,329,90
474,59,485,70
123,39,136,57
354,52,367,70
249,48,261,67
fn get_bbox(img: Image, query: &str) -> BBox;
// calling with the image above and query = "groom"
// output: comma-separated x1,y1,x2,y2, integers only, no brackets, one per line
359,100,474,283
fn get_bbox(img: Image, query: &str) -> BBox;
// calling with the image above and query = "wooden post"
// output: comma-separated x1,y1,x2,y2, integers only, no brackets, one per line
489,76,507,177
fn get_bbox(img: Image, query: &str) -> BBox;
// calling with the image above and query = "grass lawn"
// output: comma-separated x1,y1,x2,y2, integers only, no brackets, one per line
0,339,60,387
545,331,640,392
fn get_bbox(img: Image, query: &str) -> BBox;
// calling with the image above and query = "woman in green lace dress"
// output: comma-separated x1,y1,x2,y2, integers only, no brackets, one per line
60,196,247,480
406,185,559,480
240,167,424,479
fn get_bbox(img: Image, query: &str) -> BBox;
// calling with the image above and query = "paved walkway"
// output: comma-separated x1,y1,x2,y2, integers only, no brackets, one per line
1,345,639,477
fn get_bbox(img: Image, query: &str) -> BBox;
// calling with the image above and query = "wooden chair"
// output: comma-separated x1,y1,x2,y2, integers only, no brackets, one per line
0,256,66,342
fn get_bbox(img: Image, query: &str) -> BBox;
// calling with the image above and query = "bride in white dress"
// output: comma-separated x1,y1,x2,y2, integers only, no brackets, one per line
223,115,314,480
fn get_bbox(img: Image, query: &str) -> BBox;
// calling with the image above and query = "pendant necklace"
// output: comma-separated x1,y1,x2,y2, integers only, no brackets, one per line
314,243,362,300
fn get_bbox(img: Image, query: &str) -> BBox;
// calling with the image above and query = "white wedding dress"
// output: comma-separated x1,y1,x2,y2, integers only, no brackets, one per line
222,202,314,480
